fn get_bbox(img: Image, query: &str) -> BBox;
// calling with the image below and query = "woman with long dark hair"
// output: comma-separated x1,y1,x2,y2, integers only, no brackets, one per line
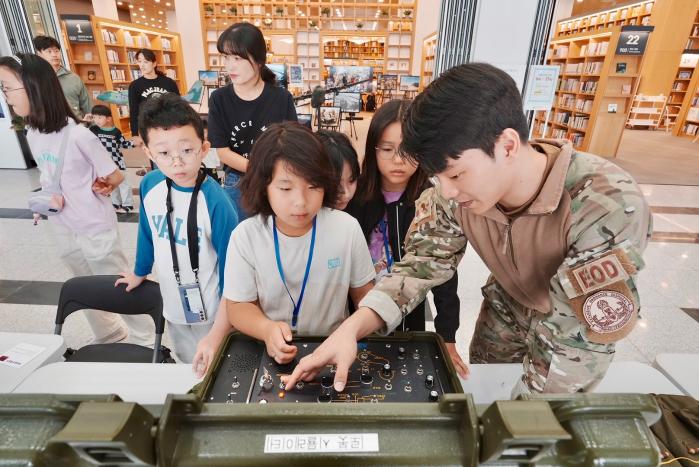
207,23,297,219
346,99,468,377
128,48,179,144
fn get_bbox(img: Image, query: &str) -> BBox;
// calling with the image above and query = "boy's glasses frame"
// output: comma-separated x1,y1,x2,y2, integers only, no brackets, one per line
153,146,202,166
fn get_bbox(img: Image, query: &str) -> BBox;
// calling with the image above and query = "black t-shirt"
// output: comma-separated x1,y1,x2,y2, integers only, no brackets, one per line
207,83,298,173
128,75,180,136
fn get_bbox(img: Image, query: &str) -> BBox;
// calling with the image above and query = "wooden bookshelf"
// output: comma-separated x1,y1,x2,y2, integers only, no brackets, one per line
61,16,186,137
420,32,436,90
673,8,699,138
533,27,646,157
555,1,655,37
200,0,417,88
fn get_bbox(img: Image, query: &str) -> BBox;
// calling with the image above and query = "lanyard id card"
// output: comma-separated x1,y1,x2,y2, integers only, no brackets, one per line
178,282,207,323
166,171,208,323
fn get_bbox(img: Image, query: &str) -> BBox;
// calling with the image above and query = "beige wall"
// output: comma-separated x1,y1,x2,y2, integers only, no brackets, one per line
412,0,441,76
173,0,205,92
55,0,94,16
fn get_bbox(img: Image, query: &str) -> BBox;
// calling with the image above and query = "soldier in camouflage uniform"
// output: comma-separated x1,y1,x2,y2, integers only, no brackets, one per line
284,63,651,395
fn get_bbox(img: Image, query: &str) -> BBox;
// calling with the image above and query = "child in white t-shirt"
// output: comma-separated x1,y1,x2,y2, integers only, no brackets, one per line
224,122,375,364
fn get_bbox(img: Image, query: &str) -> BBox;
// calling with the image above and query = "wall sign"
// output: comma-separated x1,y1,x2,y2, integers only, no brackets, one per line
522,65,560,111
61,15,94,43
616,26,653,56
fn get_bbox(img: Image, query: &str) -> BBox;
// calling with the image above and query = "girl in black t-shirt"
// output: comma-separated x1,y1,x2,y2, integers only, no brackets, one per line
128,48,179,145
207,23,297,219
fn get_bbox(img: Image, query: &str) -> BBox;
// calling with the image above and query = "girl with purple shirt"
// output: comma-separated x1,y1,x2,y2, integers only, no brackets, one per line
0,53,151,345
345,99,468,377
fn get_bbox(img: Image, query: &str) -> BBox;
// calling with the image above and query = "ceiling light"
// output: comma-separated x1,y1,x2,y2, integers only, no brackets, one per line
158,10,163,14
117,1,123,5
151,17,155,21
128,4,133,8
165,2,171,6
141,14,146,18
139,7,144,11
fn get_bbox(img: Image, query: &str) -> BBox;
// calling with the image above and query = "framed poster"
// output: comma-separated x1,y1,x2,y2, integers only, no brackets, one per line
289,64,303,85
522,65,559,111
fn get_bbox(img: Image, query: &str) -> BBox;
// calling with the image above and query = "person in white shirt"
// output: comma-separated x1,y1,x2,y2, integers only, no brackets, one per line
224,122,375,364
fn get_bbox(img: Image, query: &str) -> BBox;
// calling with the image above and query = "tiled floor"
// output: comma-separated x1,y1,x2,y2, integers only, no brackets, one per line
1,139,699,367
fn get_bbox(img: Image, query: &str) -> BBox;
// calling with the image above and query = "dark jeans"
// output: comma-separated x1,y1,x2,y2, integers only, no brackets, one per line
223,171,248,221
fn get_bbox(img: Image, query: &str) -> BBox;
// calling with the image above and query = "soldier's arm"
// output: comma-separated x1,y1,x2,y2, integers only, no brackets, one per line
359,187,468,333
519,160,652,395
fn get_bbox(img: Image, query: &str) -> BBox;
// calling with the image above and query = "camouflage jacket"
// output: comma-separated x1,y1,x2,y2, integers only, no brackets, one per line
359,139,652,344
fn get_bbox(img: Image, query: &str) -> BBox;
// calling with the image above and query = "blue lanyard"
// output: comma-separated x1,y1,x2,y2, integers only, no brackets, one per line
273,216,317,328
378,219,393,272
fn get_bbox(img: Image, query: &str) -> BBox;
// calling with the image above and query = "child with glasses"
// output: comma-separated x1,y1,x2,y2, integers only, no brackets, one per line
344,99,467,378
116,93,239,369
0,53,153,346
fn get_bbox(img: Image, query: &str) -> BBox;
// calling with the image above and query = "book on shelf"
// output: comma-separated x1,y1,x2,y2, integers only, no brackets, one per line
161,38,171,50
682,123,698,135
678,71,692,80
106,49,120,63
672,82,688,92
101,29,117,44
644,2,653,14
163,54,171,65
110,68,126,81
165,69,177,79
621,9,628,19
117,105,129,118
130,69,140,80
621,84,632,94
123,31,134,46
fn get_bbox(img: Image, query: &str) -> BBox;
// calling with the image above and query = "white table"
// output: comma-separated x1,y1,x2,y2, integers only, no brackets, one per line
653,353,699,399
0,332,66,392
12,362,202,405
458,361,683,405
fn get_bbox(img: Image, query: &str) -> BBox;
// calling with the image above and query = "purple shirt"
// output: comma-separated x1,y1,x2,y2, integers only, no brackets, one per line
27,120,119,235
369,190,403,277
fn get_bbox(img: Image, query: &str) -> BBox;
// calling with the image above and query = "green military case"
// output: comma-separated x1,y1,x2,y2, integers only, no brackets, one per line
0,392,662,466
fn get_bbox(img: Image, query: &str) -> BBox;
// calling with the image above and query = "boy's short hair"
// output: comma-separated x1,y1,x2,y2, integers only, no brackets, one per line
91,104,112,117
316,130,360,182
33,35,61,52
401,62,530,175
138,93,204,146
239,122,339,217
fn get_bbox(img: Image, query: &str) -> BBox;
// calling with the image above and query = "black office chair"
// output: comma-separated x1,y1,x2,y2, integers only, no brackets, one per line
55,275,173,363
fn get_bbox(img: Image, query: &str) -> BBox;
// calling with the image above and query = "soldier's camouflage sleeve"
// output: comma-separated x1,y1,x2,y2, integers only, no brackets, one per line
524,153,653,393
358,187,467,333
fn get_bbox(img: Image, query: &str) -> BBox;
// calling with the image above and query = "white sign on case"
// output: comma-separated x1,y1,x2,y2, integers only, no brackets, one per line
264,433,380,454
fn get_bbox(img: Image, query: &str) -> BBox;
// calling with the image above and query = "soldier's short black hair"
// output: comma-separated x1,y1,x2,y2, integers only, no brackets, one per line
33,35,61,52
401,63,529,174
138,93,204,146
91,105,112,118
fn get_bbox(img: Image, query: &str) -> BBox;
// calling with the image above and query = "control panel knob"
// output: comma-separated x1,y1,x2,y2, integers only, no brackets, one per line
321,375,333,388
398,346,406,359
381,363,392,377
360,371,373,385
262,379,273,392
429,390,439,402
425,375,434,388
318,391,332,403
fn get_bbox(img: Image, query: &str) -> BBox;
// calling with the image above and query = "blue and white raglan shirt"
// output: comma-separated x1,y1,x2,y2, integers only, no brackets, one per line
135,170,239,325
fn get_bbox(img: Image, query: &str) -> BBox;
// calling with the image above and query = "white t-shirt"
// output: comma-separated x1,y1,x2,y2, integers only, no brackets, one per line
224,208,375,335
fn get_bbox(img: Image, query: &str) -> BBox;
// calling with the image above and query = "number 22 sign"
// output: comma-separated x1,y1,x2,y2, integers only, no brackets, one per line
616,26,653,55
